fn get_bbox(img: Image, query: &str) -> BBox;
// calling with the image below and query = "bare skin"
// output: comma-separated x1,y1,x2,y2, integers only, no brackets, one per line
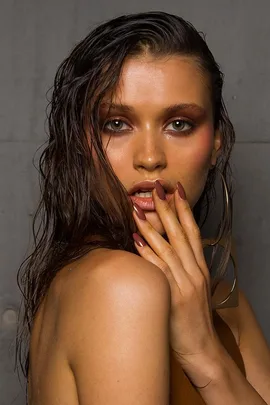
27,56,270,404
27,247,270,404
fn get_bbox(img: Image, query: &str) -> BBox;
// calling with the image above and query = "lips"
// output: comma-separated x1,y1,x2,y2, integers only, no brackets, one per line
128,179,174,196
127,179,175,211
130,193,174,211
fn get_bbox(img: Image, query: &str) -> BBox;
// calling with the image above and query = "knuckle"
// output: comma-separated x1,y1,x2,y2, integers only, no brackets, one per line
195,272,206,290
192,224,201,239
181,231,190,244
162,203,171,214
168,228,179,240
185,221,200,238
183,283,196,301
162,245,177,260
160,262,172,278
182,203,192,214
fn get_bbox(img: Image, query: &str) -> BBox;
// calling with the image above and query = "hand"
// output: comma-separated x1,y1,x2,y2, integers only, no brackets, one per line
131,180,223,389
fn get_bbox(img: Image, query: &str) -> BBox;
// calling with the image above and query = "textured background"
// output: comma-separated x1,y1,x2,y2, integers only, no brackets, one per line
1,0,270,403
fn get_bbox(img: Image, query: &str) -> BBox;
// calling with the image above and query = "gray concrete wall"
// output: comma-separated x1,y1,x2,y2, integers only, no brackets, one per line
1,1,270,403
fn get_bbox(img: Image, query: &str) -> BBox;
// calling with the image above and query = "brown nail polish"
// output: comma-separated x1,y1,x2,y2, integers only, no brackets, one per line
133,202,146,220
177,182,186,200
155,180,166,200
132,233,147,247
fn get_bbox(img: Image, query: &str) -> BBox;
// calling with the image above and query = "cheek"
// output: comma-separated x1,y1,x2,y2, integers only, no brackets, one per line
186,126,215,172
105,146,127,172
177,128,215,206
191,137,214,170
87,130,126,170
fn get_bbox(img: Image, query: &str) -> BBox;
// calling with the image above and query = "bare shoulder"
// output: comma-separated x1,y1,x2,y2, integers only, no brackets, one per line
58,248,171,309
56,248,171,405
57,247,171,343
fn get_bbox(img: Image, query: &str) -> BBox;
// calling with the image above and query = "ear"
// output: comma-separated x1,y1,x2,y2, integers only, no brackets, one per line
210,130,222,168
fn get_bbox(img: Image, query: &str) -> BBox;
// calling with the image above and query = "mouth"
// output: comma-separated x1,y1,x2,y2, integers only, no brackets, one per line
129,190,174,211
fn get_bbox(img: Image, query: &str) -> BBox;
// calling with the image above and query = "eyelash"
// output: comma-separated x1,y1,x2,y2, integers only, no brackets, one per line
102,118,195,135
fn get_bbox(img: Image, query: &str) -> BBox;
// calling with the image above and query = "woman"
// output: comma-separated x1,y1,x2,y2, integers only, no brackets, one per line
16,11,270,405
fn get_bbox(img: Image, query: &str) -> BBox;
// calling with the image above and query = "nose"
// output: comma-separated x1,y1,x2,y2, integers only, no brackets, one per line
133,129,167,173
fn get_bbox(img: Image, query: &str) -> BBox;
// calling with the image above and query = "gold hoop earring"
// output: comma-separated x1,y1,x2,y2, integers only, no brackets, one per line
202,169,238,309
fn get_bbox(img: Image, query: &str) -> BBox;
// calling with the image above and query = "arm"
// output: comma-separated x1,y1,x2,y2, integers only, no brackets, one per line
196,289,270,405
62,250,171,405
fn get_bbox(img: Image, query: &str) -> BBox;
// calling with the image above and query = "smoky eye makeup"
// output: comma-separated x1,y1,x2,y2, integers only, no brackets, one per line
102,118,132,133
100,117,196,135
165,118,196,133
98,102,209,134
161,104,210,129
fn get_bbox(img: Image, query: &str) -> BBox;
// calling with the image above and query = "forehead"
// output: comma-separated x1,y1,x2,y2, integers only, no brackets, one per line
111,55,212,110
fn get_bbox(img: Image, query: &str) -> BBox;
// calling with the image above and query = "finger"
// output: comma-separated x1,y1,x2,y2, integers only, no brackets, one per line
151,185,201,280
174,182,209,281
132,232,182,301
132,208,191,290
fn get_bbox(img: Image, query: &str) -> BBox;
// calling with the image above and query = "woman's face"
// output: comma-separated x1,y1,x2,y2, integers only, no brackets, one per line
99,55,221,235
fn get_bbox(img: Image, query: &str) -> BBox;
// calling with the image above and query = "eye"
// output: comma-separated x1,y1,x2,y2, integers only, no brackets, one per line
103,119,130,133
165,119,194,133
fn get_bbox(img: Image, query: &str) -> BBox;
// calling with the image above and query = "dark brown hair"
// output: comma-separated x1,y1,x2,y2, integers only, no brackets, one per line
16,11,235,388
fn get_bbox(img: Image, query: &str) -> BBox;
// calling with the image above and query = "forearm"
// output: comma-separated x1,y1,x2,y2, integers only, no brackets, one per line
197,346,267,405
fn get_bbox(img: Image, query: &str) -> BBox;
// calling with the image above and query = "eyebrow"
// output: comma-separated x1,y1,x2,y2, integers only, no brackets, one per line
100,102,207,116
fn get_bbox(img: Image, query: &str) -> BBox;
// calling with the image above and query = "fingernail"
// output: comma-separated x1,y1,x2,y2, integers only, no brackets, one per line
133,203,146,220
177,182,186,200
133,232,147,247
155,180,166,200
